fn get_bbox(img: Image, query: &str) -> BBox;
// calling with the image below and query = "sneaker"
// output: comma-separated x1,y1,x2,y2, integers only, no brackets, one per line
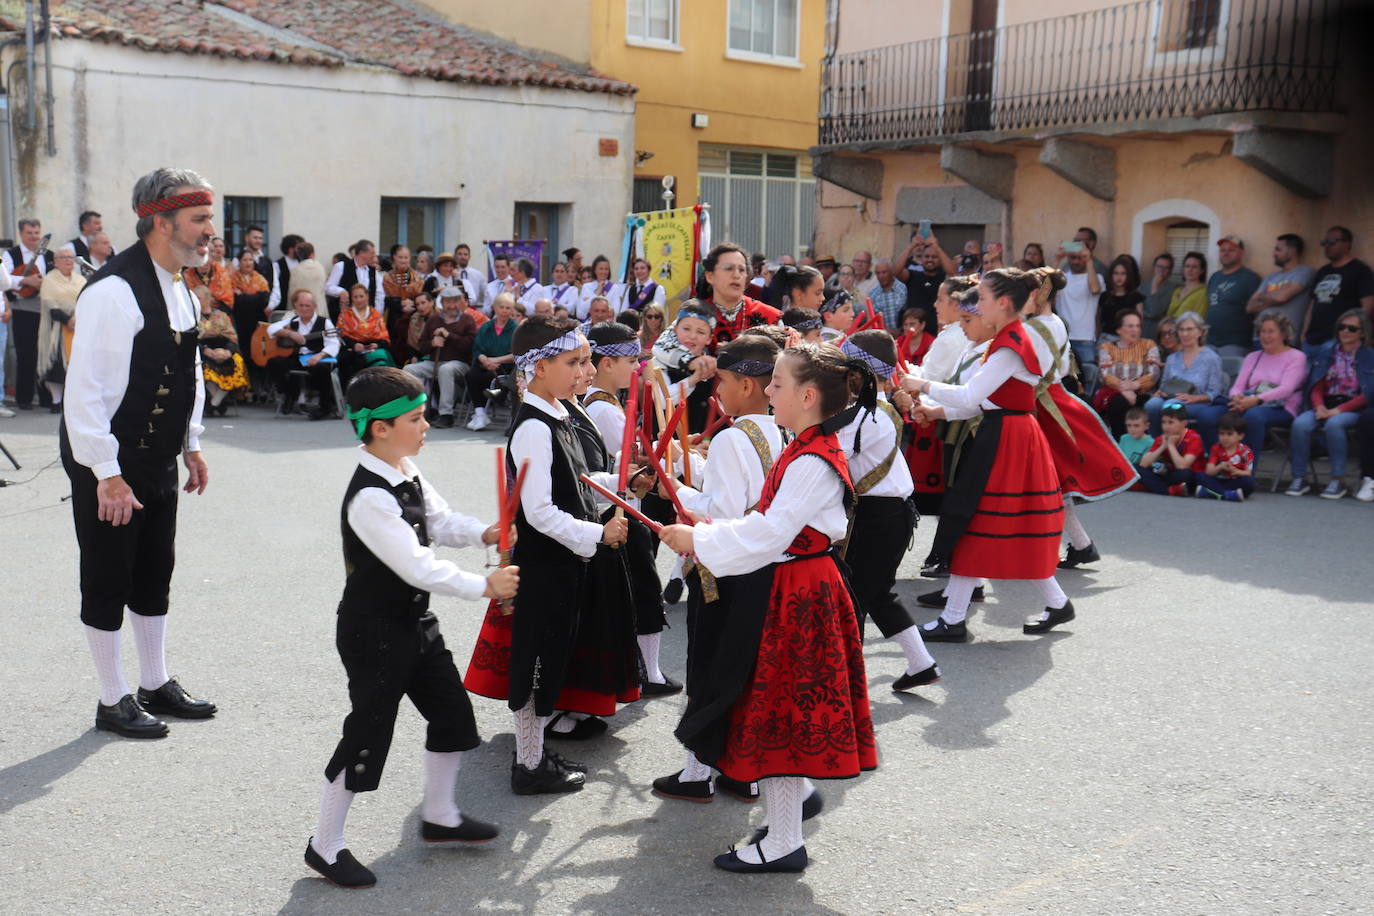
0,406,14,418
1320,480,1347,500
1223,489,1245,502
466,408,490,431
1167,483,1188,497
1284,479,1310,496
1195,486,1221,500
1355,477,1374,502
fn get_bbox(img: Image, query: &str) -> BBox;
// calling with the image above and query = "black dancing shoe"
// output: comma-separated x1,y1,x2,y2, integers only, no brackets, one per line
544,713,608,742
662,577,685,605
95,694,168,739
136,678,217,719
714,773,759,802
916,586,984,609
749,786,825,842
653,770,715,803
892,664,942,692
545,749,588,773
1057,543,1101,569
420,817,500,844
920,617,968,643
920,559,949,579
511,752,585,795
714,843,808,874
1023,600,1075,635
640,675,683,697
304,841,376,888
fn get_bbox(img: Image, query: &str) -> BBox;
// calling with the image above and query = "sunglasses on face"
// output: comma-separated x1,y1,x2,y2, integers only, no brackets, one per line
1338,324,1362,333
1320,238,1344,246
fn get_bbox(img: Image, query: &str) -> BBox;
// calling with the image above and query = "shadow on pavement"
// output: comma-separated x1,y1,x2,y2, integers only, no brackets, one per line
0,732,107,815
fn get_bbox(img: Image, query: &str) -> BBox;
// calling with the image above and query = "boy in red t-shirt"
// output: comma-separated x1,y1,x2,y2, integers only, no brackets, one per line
1195,412,1256,502
1137,402,1203,496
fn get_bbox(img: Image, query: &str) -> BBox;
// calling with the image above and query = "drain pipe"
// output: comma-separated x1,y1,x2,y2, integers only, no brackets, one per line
0,91,15,229
40,0,53,155
23,1,35,130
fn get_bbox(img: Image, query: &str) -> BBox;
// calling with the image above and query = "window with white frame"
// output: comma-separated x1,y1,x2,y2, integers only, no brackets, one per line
699,146,814,260
728,0,799,60
627,0,678,46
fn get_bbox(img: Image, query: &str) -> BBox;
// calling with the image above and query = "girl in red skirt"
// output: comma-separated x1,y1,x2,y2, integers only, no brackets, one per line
659,343,877,874
905,269,1073,641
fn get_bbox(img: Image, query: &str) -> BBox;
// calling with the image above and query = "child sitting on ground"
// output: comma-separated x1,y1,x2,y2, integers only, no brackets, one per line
1117,406,1152,468
1195,412,1256,502
1137,401,1203,496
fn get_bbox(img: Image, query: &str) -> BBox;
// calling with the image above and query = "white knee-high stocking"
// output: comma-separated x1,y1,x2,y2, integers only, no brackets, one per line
421,750,464,827
84,625,130,706
1062,498,1091,550
128,611,170,691
891,625,936,674
736,777,806,863
637,632,664,683
928,575,978,626
513,700,545,769
310,772,355,865
1033,577,1069,620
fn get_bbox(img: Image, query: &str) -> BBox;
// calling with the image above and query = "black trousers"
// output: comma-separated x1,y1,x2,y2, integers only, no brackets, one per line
1358,408,1374,477
10,309,48,406
624,515,666,635
845,496,918,638
61,428,179,631
266,356,335,410
325,611,479,793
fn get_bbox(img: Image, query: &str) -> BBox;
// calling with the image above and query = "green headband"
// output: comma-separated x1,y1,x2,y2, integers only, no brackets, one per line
348,393,427,439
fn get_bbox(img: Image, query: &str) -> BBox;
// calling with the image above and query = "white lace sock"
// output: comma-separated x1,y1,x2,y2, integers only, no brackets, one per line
638,633,664,683
891,625,937,674
1033,577,1070,620
680,750,712,783
513,700,545,769
310,772,354,865
421,750,464,828
549,711,590,734
128,611,170,691
84,625,130,706
736,777,806,864
927,575,977,626
1062,498,1091,550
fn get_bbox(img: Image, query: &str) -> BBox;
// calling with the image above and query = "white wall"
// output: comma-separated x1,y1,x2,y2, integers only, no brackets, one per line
5,42,634,265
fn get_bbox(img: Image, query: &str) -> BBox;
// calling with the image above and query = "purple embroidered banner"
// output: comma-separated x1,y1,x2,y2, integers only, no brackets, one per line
485,240,546,283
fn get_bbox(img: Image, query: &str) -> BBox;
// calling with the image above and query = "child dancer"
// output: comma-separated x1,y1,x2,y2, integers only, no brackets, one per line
464,316,628,794
818,289,856,342
1195,412,1256,501
836,330,940,690
781,306,824,343
659,342,877,874
306,367,518,889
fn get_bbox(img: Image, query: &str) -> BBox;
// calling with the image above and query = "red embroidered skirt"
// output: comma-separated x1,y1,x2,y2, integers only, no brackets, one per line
1037,384,1138,501
904,418,945,495
713,556,877,783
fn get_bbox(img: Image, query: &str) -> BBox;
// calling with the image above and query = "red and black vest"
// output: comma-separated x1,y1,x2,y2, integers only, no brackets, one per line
985,320,1041,412
758,424,854,558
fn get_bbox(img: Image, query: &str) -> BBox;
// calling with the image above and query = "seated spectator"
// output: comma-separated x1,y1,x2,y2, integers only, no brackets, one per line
1096,255,1144,340
836,263,858,299
1285,309,1374,499
553,304,571,321
187,237,235,314
196,287,250,415
395,290,437,364
531,298,555,319
1194,310,1306,454
1137,402,1203,495
1141,253,1178,340
1117,406,1153,468
1195,412,1256,501
37,244,85,411
266,290,339,420
404,287,477,428
337,282,394,387
615,309,642,333
1095,309,1160,438
639,302,666,357
464,292,519,431
1246,234,1314,342
894,306,933,367
1144,311,1224,437
1166,251,1208,319
1156,315,1180,359
1206,235,1263,358
782,306,823,343
819,288,856,341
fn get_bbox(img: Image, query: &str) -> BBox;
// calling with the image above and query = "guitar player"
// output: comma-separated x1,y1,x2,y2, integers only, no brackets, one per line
3,218,56,410
265,289,339,420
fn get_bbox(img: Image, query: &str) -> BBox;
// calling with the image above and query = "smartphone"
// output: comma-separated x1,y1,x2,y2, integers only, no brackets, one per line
918,219,932,240
1062,240,1085,253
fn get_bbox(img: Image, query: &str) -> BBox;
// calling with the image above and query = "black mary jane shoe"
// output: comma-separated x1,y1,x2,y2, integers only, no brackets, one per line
640,675,683,697
714,843,808,874
95,694,168,739
420,816,500,844
893,664,942,692
920,617,968,643
1023,600,1075,635
544,713,608,741
919,558,949,579
749,788,825,842
1057,543,1101,569
510,752,586,795
304,842,376,888
714,773,760,802
545,748,588,773
916,586,984,609
662,578,685,605
137,677,217,719
652,770,715,803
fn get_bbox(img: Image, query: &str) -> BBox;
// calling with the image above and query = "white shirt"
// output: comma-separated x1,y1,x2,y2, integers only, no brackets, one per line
1026,312,1071,381
2,243,48,278
923,339,989,421
692,451,850,576
485,277,515,314
65,258,206,480
923,345,1042,413
837,395,912,499
1056,272,1103,342
510,392,605,558
458,267,485,309
545,283,581,313
906,323,969,384
265,312,341,358
345,449,489,602
326,259,386,313
513,279,546,314
619,280,665,311
674,413,781,521
578,280,623,321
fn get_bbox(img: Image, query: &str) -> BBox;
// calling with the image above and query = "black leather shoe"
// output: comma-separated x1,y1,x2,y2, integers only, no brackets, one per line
749,787,824,843
919,559,949,578
714,773,759,801
714,843,808,873
893,664,942,691
307,408,330,421
921,617,968,643
421,816,500,844
544,713,608,741
1058,543,1100,568
662,578,685,604
511,752,585,795
432,414,455,429
545,749,587,773
304,841,376,888
640,675,682,697
652,770,715,803
1023,600,1075,634
95,694,168,739
916,586,984,609
137,678,217,719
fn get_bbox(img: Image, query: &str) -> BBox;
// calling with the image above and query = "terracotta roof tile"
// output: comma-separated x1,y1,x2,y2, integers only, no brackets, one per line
2,0,633,95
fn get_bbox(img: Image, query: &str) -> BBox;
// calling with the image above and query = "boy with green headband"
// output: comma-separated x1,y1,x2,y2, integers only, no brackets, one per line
305,367,520,889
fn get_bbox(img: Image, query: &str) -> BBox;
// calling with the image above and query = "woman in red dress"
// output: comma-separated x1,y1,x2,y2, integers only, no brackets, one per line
660,343,877,875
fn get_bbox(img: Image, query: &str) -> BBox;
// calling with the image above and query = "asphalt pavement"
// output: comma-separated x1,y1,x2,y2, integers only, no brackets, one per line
1,406,1371,915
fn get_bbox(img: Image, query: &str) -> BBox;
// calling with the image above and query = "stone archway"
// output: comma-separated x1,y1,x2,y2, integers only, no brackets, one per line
1131,198,1220,267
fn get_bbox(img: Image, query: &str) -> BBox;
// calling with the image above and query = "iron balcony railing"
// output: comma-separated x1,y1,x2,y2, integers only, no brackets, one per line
819,0,1344,146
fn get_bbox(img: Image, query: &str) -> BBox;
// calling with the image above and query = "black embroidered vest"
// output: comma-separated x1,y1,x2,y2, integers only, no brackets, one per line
508,402,597,563
339,465,430,617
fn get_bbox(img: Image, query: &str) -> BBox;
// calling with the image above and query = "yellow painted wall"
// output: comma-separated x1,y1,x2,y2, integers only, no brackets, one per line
413,0,593,64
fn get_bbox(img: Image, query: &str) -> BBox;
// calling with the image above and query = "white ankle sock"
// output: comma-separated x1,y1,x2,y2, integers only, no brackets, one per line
421,750,464,828
892,625,936,674
311,772,354,865
84,625,130,706
928,575,977,626
638,633,664,683
680,751,712,783
548,711,580,734
1034,577,1069,619
128,611,170,691
736,777,805,864
1062,498,1091,550
513,701,545,769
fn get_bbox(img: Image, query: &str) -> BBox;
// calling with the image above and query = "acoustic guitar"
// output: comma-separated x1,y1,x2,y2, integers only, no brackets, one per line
13,233,52,298
249,321,337,368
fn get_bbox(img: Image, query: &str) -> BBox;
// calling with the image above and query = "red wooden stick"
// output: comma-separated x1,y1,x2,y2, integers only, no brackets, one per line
636,430,694,524
505,458,530,525
579,475,664,533
654,398,689,463
703,412,732,438
495,447,509,553
618,367,641,494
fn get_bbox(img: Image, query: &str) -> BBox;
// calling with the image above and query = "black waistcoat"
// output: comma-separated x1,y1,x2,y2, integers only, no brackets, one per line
508,402,597,563
563,399,610,475
281,314,327,352
275,256,292,300
5,245,54,302
339,465,430,617
338,260,377,306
